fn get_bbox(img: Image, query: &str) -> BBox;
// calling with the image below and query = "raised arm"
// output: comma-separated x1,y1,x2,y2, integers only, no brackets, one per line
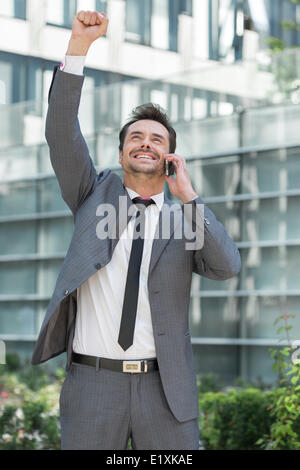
45,11,109,214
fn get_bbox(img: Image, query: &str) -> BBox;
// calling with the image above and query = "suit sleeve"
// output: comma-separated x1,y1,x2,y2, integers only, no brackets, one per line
187,196,241,280
45,65,98,215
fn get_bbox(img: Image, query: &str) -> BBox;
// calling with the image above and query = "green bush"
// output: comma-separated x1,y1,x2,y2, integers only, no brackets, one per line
256,384,300,450
233,375,268,391
255,312,300,450
196,373,223,394
0,398,60,450
0,358,63,450
5,353,21,372
1,354,64,391
256,345,300,450
198,388,275,450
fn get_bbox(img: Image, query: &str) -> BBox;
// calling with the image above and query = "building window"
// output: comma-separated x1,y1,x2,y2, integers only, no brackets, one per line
0,62,13,105
0,0,26,19
14,0,26,19
46,0,77,28
151,0,169,49
125,0,192,51
0,53,26,104
95,0,107,12
125,0,151,45
77,0,107,14
46,0,107,29
180,0,193,16
169,0,193,52
208,0,244,61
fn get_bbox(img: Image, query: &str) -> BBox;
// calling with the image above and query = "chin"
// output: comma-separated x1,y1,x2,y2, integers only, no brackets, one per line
129,162,157,174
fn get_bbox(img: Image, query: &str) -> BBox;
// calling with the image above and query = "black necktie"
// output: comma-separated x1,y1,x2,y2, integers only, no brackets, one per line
118,197,155,351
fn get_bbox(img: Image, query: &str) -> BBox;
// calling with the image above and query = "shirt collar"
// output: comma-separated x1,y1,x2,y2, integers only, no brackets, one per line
125,187,164,211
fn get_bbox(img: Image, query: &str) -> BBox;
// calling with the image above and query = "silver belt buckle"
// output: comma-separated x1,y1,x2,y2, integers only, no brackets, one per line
123,360,148,373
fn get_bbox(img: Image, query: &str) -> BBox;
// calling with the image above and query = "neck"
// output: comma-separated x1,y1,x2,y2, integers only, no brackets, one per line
123,174,164,197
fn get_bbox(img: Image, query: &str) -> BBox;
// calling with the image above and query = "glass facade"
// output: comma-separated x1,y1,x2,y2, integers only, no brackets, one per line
1,70,300,383
1,0,300,382
209,0,300,61
0,0,26,20
187,142,300,384
209,0,244,61
44,0,192,53
0,51,136,106
46,0,107,28
125,0,192,51
246,0,300,50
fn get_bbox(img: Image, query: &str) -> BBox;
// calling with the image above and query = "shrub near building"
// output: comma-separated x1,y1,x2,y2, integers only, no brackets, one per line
198,388,275,450
0,355,62,450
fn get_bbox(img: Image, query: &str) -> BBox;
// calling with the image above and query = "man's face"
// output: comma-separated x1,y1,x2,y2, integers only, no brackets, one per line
119,119,170,176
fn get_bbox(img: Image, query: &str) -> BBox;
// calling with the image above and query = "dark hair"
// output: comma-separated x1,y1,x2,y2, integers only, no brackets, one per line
119,103,176,153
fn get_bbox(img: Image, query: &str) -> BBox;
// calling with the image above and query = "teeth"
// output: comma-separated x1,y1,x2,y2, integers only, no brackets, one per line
135,154,153,160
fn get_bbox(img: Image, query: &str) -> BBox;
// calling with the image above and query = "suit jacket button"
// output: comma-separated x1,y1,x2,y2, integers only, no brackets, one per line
64,289,69,296
95,263,101,270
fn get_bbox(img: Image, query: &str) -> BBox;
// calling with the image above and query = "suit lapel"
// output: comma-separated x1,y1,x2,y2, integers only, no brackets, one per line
148,195,182,275
110,183,134,254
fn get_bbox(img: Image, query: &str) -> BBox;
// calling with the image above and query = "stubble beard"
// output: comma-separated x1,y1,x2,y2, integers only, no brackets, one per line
126,159,165,177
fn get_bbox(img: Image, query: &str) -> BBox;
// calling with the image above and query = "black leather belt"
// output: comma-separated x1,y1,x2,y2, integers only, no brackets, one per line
72,352,159,373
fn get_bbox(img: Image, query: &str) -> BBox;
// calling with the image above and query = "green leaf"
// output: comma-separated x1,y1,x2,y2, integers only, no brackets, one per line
281,20,298,31
265,37,286,52
277,396,284,405
286,368,297,375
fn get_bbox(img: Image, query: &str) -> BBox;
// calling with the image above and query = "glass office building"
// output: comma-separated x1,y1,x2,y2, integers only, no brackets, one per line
1,0,300,385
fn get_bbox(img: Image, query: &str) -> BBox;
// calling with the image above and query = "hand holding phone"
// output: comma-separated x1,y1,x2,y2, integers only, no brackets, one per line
164,159,175,176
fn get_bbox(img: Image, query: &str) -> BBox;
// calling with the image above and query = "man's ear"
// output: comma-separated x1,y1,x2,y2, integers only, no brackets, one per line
119,150,123,164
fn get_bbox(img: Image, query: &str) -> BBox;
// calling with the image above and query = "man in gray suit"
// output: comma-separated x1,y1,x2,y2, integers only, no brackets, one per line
31,11,241,450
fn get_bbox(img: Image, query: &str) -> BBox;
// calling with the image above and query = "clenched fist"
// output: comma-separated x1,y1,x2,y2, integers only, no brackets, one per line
67,11,109,55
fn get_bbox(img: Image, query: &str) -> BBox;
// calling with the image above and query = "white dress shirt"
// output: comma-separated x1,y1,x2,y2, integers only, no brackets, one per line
73,189,164,359
59,56,197,360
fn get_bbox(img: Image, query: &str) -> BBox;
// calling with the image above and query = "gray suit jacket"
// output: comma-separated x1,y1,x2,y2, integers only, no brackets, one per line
31,66,241,423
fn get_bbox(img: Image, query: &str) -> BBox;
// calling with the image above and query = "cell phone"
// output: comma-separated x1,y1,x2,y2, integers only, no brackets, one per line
164,159,174,176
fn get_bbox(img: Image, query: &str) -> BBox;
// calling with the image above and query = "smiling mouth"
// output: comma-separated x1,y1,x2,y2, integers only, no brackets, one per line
133,153,157,161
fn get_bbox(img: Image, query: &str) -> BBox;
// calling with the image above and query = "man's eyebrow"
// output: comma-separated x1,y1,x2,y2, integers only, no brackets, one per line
129,131,143,136
152,133,166,140
129,131,166,140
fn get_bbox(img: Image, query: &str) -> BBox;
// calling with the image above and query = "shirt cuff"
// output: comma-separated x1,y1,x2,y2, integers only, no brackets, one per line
185,195,199,204
59,55,86,76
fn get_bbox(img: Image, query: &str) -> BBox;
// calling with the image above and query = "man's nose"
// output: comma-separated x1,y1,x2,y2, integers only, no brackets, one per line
141,140,150,148
140,137,151,147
